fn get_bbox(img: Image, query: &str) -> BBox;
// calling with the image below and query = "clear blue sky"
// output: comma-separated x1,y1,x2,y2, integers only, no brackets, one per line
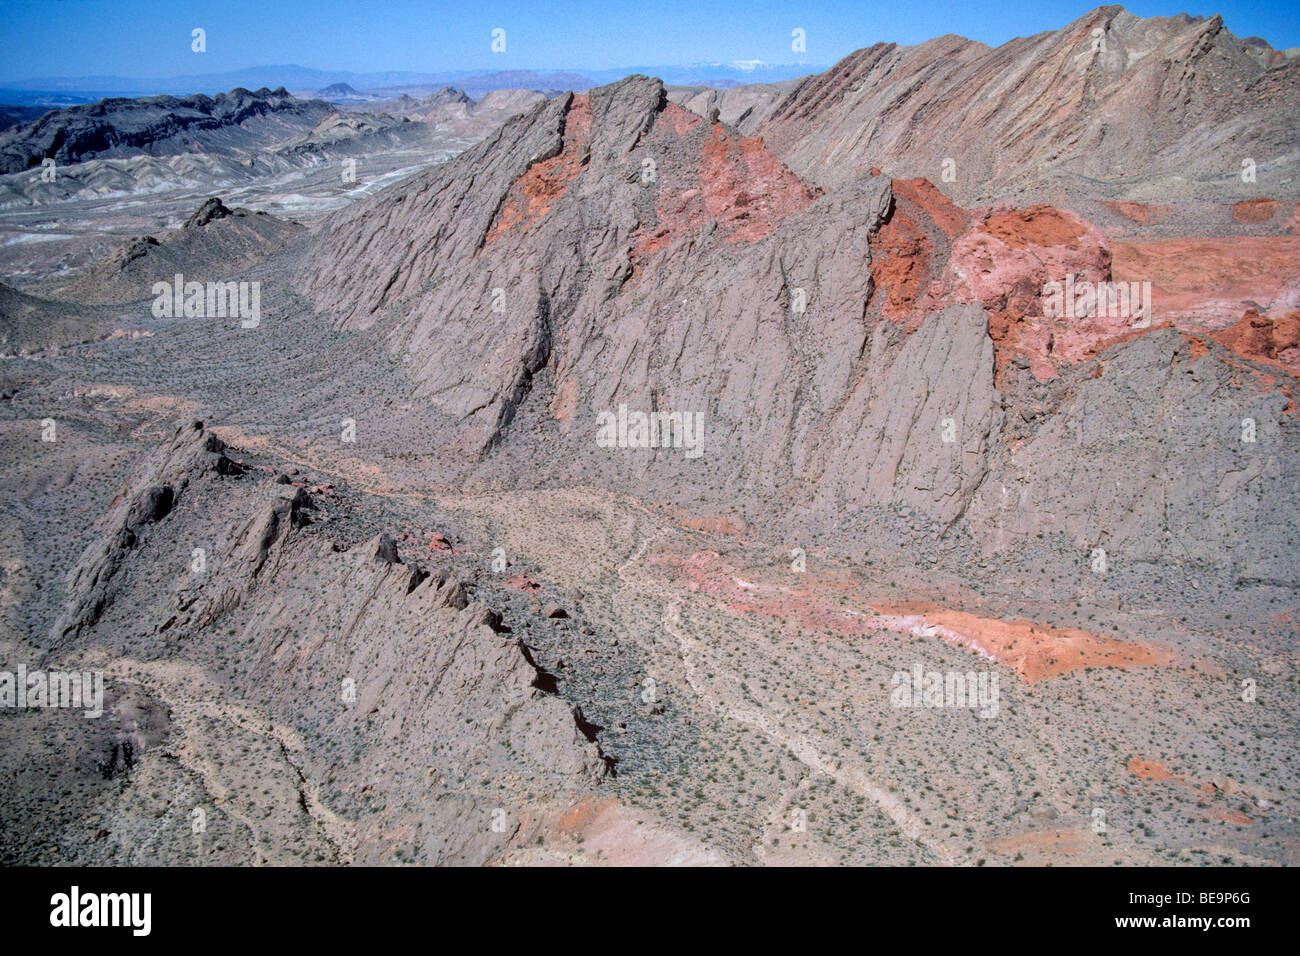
1,0,1296,80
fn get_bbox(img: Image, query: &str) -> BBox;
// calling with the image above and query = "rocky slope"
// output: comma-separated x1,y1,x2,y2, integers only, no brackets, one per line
757,6,1300,204
18,420,609,865
666,79,799,135
0,281,120,351
296,72,1299,595
40,197,303,305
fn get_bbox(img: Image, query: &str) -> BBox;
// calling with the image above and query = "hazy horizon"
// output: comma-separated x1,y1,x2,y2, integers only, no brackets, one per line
2,0,1297,86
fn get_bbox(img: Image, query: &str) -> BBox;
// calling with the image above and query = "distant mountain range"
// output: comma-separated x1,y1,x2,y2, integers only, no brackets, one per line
0,63,824,105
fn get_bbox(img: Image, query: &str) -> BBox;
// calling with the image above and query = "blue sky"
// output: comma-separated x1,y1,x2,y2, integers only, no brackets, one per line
1,0,1296,80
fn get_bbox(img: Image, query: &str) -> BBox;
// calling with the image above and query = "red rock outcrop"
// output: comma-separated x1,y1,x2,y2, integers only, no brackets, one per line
486,95,592,243
1111,236,1300,327
634,106,821,257
1102,201,1172,224
1233,198,1279,223
868,178,969,326
1286,203,1300,234
664,549,1169,684
1210,309,1300,370
877,185,1300,380
889,199,1123,382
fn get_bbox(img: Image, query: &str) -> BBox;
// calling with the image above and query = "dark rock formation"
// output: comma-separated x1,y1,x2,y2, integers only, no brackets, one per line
0,87,333,174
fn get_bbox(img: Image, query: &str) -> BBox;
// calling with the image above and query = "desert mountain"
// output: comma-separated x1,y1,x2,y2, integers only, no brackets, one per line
0,85,549,214
0,87,337,174
358,87,545,126
310,82,385,104
296,71,1297,595
757,5,1300,203
0,105,48,133
42,197,302,305
22,420,606,865
665,79,798,133
0,196,301,348
364,86,474,119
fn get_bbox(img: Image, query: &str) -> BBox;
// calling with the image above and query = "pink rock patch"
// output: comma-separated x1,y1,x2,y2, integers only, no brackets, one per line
503,573,542,593
634,111,821,257
668,550,1169,683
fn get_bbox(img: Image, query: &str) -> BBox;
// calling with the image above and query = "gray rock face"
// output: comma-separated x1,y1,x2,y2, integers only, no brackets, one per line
808,304,1001,528
50,420,238,646
666,80,799,135
184,197,234,229
237,486,314,577
969,331,1300,586
42,420,607,863
226,530,607,785
299,76,906,496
